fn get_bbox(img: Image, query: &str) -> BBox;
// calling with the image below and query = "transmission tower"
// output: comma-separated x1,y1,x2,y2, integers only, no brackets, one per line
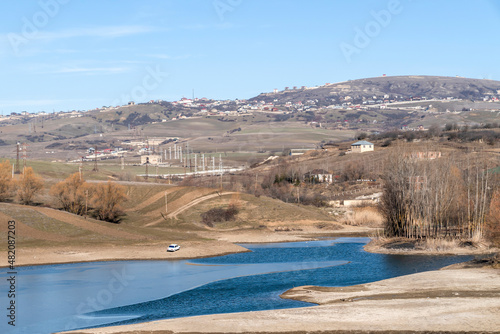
144,157,149,180
15,142,21,174
21,143,28,172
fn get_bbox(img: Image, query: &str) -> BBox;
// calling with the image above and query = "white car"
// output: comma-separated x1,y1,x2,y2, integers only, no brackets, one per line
167,244,180,252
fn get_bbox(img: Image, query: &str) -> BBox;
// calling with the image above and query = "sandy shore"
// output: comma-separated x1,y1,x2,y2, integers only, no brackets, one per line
62,266,500,334
1,226,373,268
2,240,249,267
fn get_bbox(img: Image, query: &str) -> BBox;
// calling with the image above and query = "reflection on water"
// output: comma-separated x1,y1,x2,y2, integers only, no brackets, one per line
0,238,472,334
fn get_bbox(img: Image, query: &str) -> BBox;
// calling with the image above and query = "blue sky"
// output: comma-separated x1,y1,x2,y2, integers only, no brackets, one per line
1,0,500,113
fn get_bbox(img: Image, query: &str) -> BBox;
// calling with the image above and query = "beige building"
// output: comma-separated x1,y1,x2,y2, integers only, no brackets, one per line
351,140,374,153
141,155,162,165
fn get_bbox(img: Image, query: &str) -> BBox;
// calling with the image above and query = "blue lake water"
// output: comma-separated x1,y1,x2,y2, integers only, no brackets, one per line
0,238,473,334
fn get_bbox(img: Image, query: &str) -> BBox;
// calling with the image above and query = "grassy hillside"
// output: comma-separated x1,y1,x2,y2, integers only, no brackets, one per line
0,183,339,252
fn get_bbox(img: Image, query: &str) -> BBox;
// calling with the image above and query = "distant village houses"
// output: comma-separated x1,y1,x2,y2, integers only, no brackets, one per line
289,148,315,156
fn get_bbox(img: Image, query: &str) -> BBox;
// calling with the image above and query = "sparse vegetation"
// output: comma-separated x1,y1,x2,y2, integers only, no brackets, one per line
341,206,384,227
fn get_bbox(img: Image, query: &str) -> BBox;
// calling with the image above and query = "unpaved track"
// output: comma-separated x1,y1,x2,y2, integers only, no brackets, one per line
144,191,236,227
166,191,236,219
126,187,182,212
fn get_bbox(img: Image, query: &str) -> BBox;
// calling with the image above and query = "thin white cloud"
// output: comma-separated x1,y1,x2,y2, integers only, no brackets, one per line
29,25,160,41
146,54,193,60
180,22,237,30
44,66,130,75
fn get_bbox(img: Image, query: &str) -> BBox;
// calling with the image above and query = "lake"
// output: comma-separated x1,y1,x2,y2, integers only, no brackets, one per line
1,238,473,334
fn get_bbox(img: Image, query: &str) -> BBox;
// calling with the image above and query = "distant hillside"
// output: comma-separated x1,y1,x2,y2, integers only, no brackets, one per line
251,76,500,103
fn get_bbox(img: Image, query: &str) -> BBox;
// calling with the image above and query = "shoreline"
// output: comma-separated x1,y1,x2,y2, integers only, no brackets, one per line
5,228,498,334
0,240,250,269
62,265,500,334
3,230,497,269
1,229,369,268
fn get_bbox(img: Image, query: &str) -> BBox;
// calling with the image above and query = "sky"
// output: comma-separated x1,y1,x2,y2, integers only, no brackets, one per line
1,0,500,113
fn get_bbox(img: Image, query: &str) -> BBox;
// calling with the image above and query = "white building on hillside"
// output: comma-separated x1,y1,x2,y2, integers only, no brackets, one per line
141,155,162,165
351,140,374,153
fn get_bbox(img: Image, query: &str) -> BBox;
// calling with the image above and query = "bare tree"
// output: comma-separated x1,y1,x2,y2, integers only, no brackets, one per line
380,144,497,240
50,173,90,215
15,167,44,205
89,181,128,222
0,160,13,201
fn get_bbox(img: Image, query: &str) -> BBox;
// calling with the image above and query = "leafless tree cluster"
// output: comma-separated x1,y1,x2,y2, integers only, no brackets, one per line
381,146,499,240
0,161,44,205
51,173,128,222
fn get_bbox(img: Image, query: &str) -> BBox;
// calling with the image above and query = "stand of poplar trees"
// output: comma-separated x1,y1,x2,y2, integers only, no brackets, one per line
381,146,497,240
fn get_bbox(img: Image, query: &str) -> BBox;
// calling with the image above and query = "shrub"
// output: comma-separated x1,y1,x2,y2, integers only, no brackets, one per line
201,204,239,226
89,181,128,222
15,167,44,205
50,173,89,215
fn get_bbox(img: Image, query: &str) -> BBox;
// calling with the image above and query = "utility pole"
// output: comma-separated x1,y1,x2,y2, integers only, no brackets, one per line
187,143,192,173
15,142,20,174
183,145,186,176
21,143,27,172
194,154,197,175
121,155,124,170
92,146,98,172
165,191,168,213
85,190,88,219
219,154,223,190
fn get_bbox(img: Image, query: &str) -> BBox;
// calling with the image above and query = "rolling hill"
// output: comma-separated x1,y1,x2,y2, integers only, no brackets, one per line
251,75,500,103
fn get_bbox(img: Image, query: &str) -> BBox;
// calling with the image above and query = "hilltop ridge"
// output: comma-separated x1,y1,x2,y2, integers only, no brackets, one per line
251,75,500,103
